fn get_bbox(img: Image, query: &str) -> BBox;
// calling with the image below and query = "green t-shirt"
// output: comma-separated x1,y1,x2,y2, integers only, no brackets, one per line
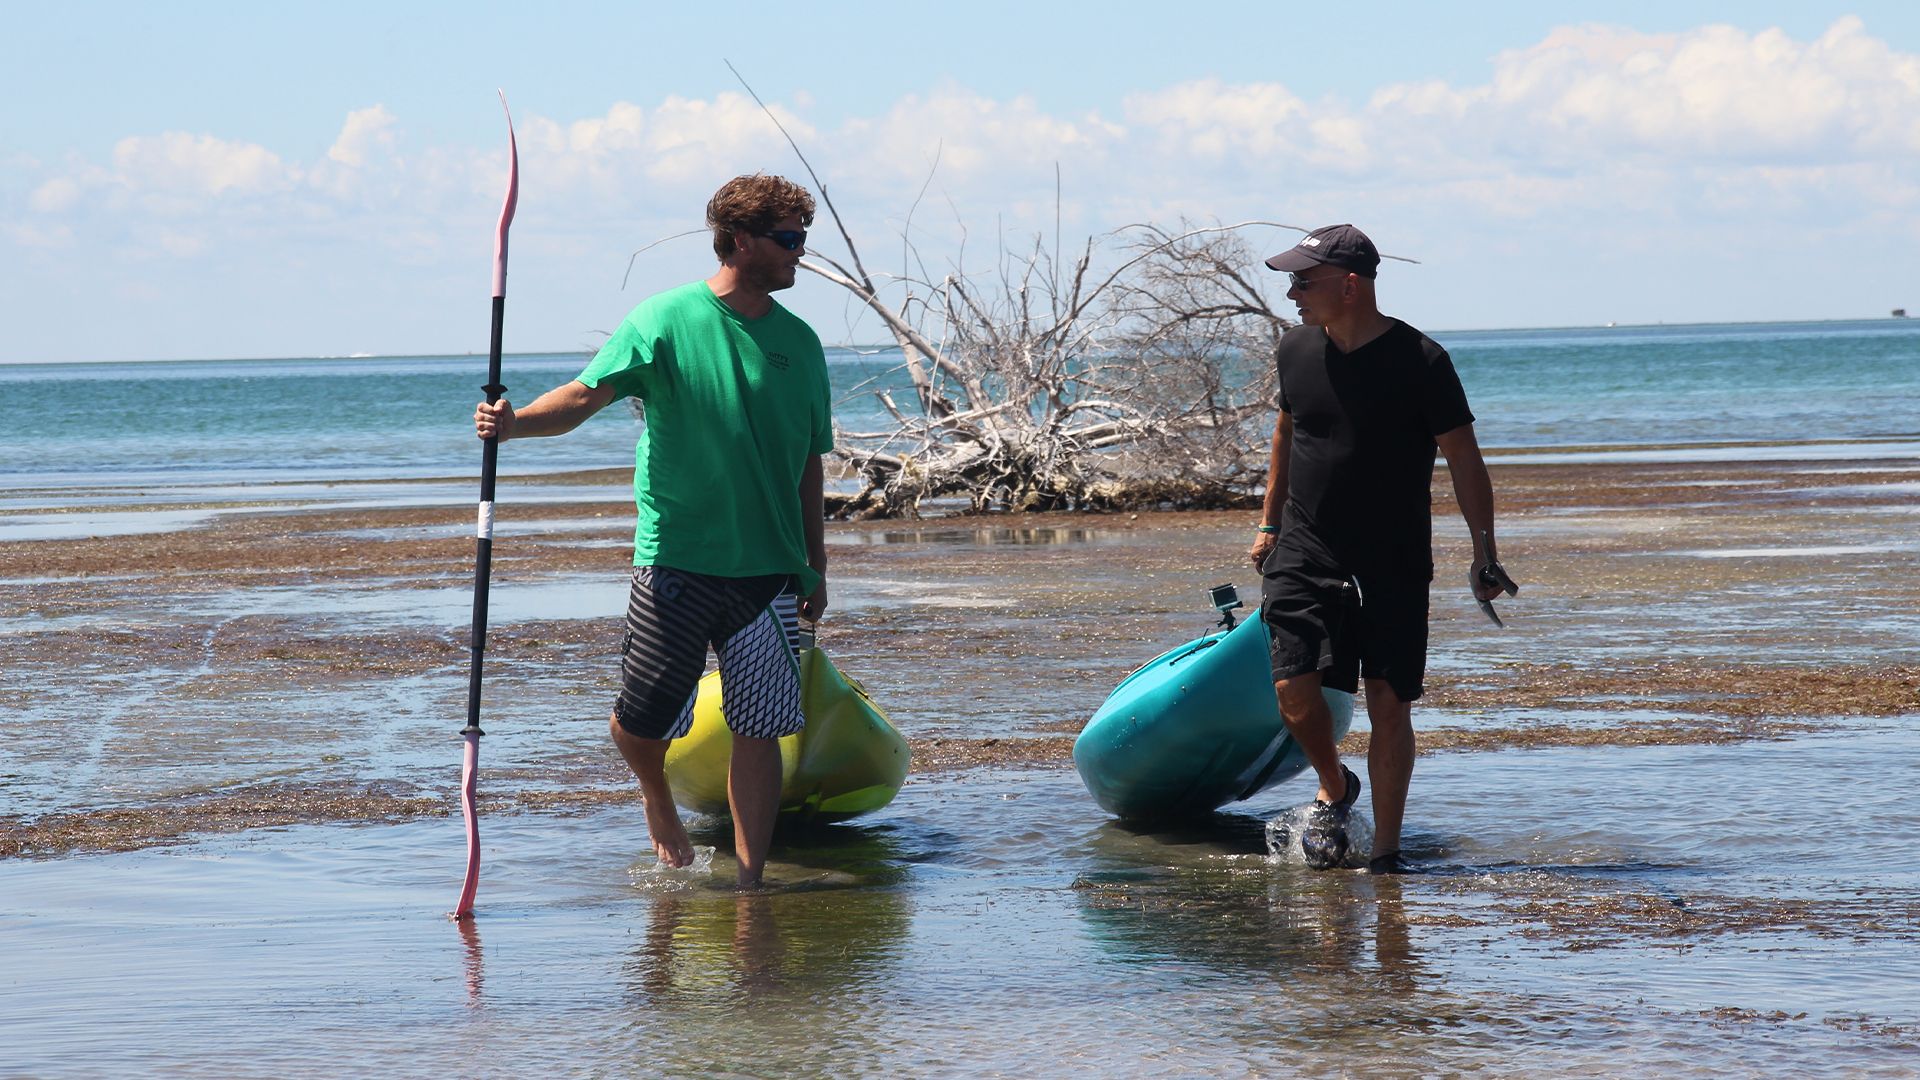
577,281,833,593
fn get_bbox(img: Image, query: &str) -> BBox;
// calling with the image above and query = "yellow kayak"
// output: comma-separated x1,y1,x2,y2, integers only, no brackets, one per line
662,647,910,821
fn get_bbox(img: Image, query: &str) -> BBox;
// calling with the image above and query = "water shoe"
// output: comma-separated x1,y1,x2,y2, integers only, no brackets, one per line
1366,851,1422,876
1300,765,1362,870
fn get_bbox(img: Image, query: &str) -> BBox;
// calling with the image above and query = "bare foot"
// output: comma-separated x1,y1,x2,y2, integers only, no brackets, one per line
608,715,695,867
641,795,693,867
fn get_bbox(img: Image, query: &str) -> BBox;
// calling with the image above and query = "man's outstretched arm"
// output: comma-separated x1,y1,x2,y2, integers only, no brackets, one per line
475,379,617,442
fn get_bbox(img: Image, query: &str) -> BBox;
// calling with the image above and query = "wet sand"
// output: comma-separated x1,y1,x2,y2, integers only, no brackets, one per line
4,454,1919,858
6,453,1920,1074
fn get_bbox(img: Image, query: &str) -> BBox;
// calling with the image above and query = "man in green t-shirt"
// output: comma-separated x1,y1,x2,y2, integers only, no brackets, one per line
473,174,832,888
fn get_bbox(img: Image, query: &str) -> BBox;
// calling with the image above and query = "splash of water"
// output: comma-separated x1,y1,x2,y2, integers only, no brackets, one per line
1265,804,1375,869
626,845,717,892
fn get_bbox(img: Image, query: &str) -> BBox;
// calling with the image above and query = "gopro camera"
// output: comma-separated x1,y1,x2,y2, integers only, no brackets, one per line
1209,583,1244,628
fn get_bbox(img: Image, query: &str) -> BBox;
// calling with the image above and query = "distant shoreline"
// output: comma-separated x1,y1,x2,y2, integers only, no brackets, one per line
4,314,1916,366
1431,314,1916,336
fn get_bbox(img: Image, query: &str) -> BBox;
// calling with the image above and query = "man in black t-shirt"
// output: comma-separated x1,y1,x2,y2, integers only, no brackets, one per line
1249,224,1511,874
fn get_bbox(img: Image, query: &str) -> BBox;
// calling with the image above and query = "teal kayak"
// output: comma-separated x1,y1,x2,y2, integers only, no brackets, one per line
1073,609,1354,820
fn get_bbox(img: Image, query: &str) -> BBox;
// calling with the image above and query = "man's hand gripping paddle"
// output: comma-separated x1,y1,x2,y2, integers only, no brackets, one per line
1473,530,1519,628
455,92,517,921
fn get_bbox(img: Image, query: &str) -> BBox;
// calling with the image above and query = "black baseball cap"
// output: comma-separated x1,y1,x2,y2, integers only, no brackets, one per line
1265,224,1380,279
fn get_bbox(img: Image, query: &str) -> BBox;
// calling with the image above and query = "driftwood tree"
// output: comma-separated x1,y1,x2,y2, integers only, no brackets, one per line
809,214,1301,520
731,71,1305,520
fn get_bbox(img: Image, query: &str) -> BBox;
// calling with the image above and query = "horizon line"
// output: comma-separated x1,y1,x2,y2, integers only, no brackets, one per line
2,313,1912,366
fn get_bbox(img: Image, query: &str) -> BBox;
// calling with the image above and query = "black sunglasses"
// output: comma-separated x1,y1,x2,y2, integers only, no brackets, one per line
1288,271,1345,291
755,229,807,252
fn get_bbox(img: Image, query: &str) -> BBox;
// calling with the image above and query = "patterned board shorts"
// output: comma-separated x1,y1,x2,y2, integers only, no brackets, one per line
613,566,805,741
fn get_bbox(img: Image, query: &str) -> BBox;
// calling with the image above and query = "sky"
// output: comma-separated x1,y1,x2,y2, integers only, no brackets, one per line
5,1,1919,363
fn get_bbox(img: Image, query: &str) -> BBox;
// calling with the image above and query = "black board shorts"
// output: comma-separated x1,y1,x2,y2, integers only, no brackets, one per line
614,566,805,741
1260,535,1431,703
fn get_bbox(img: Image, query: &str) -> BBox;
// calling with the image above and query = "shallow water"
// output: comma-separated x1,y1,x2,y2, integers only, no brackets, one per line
7,351,1920,1074
6,732,1917,1077
0,482,627,541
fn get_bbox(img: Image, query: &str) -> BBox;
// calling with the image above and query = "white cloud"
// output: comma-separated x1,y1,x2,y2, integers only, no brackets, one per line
641,93,811,185
1373,16,1920,168
1125,79,1317,161
1101,16,1920,229
45,20,1913,249
326,105,398,168
150,227,207,258
557,101,648,155
838,89,1122,181
11,18,1920,357
517,94,807,197
5,221,74,248
30,177,81,212
310,105,402,199
110,131,295,197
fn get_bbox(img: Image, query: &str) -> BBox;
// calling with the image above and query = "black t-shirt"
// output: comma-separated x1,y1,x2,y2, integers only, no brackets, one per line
1275,319,1474,570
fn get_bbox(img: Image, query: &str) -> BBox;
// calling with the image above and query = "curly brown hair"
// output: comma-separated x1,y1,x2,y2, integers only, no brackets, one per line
706,174,816,259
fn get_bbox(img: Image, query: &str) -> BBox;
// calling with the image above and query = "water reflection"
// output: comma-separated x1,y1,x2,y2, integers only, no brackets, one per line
623,823,915,1012
1076,814,1426,994
629,891,780,1005
1369,879,1423,997
455,916,484,1010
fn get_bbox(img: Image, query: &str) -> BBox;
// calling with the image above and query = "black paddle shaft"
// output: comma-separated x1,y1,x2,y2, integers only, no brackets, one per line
464,295,508,737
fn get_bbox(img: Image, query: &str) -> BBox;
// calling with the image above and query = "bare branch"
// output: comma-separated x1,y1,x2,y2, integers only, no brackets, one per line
622,228,709,290
724,60,878,295
902,141,942,277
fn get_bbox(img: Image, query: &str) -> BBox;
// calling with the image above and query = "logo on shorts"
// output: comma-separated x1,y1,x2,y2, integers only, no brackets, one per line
638,565,685,601
765,351,791,370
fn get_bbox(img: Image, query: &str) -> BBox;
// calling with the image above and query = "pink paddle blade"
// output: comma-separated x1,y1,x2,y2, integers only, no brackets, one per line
492,91,519,300
454,732,481,918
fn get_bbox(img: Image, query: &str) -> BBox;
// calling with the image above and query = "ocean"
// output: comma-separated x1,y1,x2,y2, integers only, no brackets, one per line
4,319,1917,494
3,318,1919,1076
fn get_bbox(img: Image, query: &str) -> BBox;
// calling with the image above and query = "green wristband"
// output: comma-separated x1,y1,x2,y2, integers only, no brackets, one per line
1257,524,1278,534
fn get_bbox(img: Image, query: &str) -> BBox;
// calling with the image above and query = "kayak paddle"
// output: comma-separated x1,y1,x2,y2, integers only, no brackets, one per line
455,91,518,920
